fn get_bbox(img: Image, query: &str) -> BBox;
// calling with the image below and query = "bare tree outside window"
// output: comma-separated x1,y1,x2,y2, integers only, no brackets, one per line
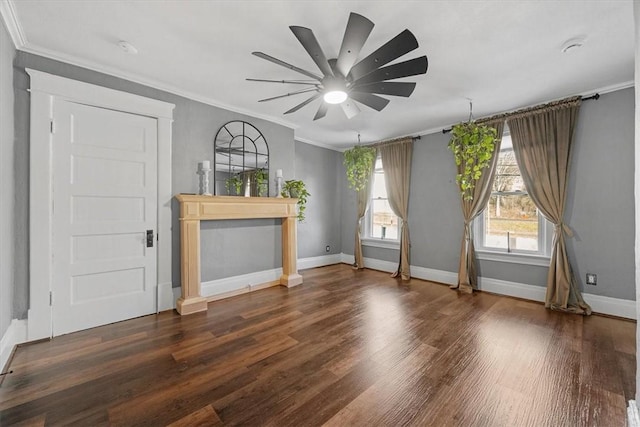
484,135,539,252
368,157,399,240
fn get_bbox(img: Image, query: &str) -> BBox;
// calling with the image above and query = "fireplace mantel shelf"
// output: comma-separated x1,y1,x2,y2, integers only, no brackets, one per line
175,194,302,315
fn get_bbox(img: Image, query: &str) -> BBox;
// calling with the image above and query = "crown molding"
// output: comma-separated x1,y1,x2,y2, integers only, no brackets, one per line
295,137,341,152
0,0,26,48
5,0,633,149
416,80,636,138
16,42,300,132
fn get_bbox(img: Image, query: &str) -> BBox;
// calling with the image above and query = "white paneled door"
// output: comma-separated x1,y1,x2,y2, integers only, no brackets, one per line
51,100,158,336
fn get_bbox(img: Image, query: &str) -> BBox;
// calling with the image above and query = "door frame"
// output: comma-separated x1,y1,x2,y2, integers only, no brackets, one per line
27,69,175,340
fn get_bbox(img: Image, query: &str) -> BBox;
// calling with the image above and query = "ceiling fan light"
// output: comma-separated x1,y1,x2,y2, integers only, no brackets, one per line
324,90,348,104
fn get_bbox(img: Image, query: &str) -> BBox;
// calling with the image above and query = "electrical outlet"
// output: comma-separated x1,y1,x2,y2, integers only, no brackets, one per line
586,273,597,286
325,245,330,252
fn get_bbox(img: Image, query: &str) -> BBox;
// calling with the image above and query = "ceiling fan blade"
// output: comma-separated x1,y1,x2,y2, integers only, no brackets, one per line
352,81,416,97
335,13,374,77
340,99,361,119
352,56,428,85
349,29,419,81
252,52,322,81
258,87,318,103
247,78,319,86
349,92,390,111
313,103,329,121
284,93,322,114
290,26,334,77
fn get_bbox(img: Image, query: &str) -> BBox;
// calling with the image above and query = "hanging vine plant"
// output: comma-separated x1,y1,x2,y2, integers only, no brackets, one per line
343,145,376,191
447,121,497,201
281,179,310,222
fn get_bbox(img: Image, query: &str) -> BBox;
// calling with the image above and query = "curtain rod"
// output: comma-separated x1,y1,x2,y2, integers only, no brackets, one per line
441,93,600,134
368,135,421,148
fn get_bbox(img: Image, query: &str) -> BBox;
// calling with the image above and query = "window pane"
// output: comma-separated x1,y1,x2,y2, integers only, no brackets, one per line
374,157,382,170
371,199,398,239
372,172,387,199
493,144,525,193
485,194,538,251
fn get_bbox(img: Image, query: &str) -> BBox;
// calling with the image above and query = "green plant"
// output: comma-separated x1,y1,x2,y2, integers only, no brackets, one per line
448,122,497,201
254,168,268,196
225,174,243,195
343,145,376,191
281,179,310,222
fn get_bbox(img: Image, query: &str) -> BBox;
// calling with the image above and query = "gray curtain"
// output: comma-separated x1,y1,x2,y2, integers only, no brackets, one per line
453,120,504,293
507,96,591,315
379,138,413,280
354,160,375,269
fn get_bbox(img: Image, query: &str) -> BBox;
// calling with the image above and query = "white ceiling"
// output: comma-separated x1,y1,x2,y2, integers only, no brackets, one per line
3,0,635,149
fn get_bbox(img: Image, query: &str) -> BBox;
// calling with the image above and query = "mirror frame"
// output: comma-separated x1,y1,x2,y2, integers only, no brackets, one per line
213,121,269,196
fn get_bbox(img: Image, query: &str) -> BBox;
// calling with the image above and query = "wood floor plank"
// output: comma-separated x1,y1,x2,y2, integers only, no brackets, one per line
166,405,222,427
0,264,634,426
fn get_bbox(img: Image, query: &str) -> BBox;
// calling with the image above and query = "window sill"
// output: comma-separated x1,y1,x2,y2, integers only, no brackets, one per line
362,238,400,250
476,250,550,267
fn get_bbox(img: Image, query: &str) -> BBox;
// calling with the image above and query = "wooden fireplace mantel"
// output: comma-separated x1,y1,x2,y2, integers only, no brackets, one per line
175,194,303,315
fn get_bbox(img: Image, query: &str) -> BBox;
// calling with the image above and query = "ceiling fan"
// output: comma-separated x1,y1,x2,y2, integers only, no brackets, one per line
247,12,428,120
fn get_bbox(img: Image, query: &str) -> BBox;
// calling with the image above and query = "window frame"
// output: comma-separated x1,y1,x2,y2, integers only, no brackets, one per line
362,156,401,249
474,133,552,265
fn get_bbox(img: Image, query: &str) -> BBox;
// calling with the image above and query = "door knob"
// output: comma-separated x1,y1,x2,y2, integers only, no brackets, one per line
146,230,154,248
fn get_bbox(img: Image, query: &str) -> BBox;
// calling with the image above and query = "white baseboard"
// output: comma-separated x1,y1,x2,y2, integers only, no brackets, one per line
340,253,355,265
161,254,637,320
1,319,27,372
629,400,640,427
161,254,344,311
201,268,283,298
411,265,458,286
361,257,397,273
583,292,636,320
339,253,636,320
298,254,342,270
478,276,547,301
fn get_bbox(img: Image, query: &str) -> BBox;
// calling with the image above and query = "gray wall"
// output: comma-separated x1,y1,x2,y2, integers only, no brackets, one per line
294,141,342,258
6,48,635,326
0,19,15,337
12,51,298,315
341,88,635,301
566,88,635,300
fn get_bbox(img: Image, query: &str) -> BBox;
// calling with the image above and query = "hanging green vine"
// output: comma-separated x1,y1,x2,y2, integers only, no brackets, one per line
281,179,310,222
225,174,243,195
343,145,376,191
448,122,497,201
254,168,268,196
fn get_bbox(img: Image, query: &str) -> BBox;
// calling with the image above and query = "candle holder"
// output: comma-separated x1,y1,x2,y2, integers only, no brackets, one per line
275,169,283,197
197,162,211,195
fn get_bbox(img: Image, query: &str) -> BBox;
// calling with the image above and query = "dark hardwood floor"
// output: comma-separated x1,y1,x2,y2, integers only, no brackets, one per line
0,264,635,426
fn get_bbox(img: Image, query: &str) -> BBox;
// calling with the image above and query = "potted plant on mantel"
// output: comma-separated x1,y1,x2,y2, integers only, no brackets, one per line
225,174,243,196
254,168,268,197
281,179,310,222
343,145,376,191
447,122,497,201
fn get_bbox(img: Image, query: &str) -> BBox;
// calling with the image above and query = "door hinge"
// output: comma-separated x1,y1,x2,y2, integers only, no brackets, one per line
49,291,53,306
50,120,56,134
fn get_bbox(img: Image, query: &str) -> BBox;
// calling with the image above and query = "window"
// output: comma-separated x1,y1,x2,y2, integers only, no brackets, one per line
364,157,400,245
475,133,551,262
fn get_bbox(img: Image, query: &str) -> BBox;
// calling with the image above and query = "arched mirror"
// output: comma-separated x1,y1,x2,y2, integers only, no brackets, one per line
214,121,269,196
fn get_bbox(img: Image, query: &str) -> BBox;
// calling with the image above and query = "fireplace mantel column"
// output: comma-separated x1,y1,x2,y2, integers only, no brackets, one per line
175,194,302,315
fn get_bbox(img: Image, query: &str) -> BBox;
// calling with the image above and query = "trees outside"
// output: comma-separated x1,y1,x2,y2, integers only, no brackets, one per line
485,148,539,250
